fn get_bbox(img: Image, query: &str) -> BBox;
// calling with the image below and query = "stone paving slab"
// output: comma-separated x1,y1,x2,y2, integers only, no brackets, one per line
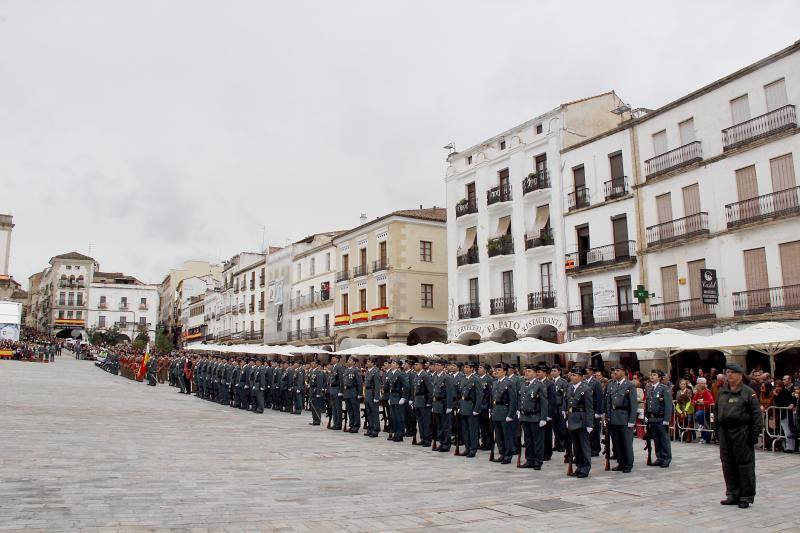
1,356,798,532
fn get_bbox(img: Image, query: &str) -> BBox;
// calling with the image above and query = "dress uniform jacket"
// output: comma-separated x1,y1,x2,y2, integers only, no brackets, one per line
715,383,763,504
563,381,594,475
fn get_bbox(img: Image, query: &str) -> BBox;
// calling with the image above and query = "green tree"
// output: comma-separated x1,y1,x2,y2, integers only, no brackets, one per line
133,325,150,351
155,328,174,354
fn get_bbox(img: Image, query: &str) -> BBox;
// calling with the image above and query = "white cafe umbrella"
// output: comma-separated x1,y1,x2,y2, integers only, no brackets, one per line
598,328,703,359
689,322,800,375
556,337,599,354
333,344,384,356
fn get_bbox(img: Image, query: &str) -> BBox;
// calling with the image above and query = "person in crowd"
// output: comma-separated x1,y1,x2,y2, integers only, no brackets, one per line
692,377,714,444
675,379,695,442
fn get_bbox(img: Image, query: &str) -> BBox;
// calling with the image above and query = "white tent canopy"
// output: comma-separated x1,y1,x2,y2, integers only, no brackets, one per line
687,322,800,374
597,328,703,356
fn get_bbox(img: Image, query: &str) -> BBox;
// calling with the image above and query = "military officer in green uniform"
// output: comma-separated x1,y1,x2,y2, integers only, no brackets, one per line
563,366,594,478
716,363,763,509
490,363,518,464
645,369,673,468
456,361,482,457
343,357,362,431
518,365,548,469
412,360,433,446
431,360,455,451
606,365,638,472
363,357,382,436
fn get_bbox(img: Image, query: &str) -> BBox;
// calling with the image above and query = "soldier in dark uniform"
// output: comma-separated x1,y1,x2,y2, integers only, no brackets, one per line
343,357,362,431
431,359,455,452
606,365,638,472
263,360,274,409
272,359,283,410
412,360,434,446
456,361,483,457
253,358,266,413
387,359,408,442
716,363,763,509
585,367,604,456
544,365,563,459
363,358,382,436
518,365,548,469
564,366,594,478
292,360,305,415
307,359,324,425
146,352,157,386
477,363,494,450
230,359,243,408
645,369,673,468
278,360,290,412
403,360,417,438
491,363,518,464
328,354,345,430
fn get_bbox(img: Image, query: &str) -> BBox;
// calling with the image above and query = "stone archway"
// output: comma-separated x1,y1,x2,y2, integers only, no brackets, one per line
407,327,447,345
489,328,517,343
457,332,481,346
525,324,558,342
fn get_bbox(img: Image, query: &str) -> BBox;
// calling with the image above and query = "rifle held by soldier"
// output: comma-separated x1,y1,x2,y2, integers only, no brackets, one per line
603,418,611,471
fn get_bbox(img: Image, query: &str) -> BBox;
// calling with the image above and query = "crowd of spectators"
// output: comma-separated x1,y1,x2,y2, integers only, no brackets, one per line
0,328,63,362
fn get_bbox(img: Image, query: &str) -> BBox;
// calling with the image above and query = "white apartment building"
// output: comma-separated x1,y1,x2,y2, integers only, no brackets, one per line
89,273,160,342
183,293,207,344
218,252,266,344
264,246,291,344
445,93,626,345
158,260,221,344
560,41,800,376
288,234,339,348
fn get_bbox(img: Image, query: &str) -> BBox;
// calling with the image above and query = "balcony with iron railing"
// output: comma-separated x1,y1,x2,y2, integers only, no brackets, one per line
567,186,590,211
258,301,265,311
139,303,148,310
650,299,716,325
722,104,796,151
249,304,255,313
733,284,800,316
98,301,108,309
353,264,368,278
372,258,389,272
119,303,129,310
238,303,245,313
231,306,239,315
455,198,479,217
645,141,703,178
244,330,264,341
567,304,640,329
726,186,800,227
528,290,557,310
603,176,629,201
523,170,551,195
487,234,514,258
259,277,265,287
458,302,481,319
456,246,479,266
525,227,553,250
646,212,710,247
565,241,636,274
487,183,512,205
336,269,350,283
250,281,255,290
490,296,516,315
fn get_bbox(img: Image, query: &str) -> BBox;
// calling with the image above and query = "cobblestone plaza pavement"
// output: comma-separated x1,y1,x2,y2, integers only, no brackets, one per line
2,357,798,532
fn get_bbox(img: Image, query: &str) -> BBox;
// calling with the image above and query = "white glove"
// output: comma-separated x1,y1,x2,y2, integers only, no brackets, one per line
547,417,552,421
505,417,513,422
627,423,635,428
473,412,479,416
337,393,343,397
446,408,453,414
409,401,414,408
539,420,546,427
516,411,521,418
594,414,601,419
644,417,649,424
663,421,669,426
373,399,380,403
399,398,406,405
586,427,593,434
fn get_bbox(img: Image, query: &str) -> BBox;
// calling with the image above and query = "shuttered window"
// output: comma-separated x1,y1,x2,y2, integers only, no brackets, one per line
661,265,679,303
744,248,770,310
770,154,797,192
656,193,673,224
780,241,800,286
679,118,696,145
687,259,706,300
652,130,668,156
736,165,760,220
730,94,751,124
765,78,788,112
682,184,701,216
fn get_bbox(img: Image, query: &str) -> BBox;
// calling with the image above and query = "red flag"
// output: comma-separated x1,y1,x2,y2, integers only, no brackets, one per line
136,348,150,381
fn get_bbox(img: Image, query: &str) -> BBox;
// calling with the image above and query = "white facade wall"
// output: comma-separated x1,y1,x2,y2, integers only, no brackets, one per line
0,215,12,276
290,242,335,343
560,128,640,328
636,47,800,328
88,283,159,339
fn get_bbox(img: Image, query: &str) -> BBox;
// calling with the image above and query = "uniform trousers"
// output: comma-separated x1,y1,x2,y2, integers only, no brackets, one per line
493,418,514,458
521,421,545,467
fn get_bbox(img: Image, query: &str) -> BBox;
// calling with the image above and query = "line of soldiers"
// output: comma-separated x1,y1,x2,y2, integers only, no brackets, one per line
158,352,679,477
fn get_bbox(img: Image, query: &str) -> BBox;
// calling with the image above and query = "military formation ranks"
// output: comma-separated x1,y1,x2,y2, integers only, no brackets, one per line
103,352,679,479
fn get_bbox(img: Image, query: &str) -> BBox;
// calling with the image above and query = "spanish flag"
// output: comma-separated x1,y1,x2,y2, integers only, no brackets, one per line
136,344,150,381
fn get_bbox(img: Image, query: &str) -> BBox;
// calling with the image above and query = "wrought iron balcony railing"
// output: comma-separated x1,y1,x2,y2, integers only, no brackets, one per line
604,176,629,200
650,298,716,325
455,199,478,217
487,183,512,205
487,235,514,257
458,302,481,319
528,290,556,310
567,186,590,211
567,304,640,329
490,296,516,315
565,241,636,272
733,284,800,316
525,227,553,250
645,141,703,178
726,186,800,227
522,170,550,195
722,105,796,151
646,212,709,247
456,246,479,266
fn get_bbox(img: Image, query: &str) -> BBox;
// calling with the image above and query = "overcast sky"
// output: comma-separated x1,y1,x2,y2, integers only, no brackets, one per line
2,1,799,287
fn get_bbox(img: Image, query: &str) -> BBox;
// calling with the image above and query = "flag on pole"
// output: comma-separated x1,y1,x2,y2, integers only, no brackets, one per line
136,343,150,381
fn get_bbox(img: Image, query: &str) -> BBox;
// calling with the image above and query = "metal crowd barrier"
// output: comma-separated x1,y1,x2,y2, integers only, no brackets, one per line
763,406,794,452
